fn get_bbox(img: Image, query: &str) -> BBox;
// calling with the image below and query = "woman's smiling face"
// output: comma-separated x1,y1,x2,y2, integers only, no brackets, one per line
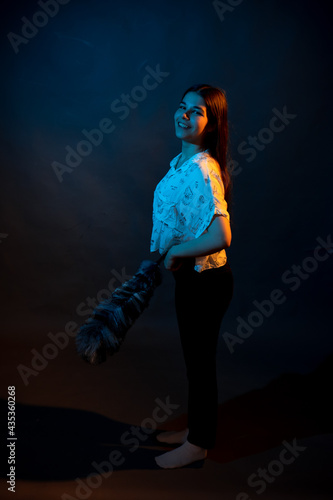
174,92,210,146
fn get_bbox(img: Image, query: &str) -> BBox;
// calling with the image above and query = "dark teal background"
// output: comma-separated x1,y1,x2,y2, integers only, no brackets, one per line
0,0,332,454
0,0,333,496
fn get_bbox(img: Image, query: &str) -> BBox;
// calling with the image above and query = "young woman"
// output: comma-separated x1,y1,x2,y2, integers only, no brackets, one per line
150,84,234,469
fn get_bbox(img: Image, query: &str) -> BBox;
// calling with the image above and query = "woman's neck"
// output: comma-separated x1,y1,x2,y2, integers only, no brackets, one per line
181,142,205,161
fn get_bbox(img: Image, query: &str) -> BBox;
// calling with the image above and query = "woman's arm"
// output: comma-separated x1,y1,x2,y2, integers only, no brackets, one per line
164,215,232,271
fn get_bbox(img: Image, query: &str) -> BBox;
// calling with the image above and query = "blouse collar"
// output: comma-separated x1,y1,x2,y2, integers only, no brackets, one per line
170,149,210,170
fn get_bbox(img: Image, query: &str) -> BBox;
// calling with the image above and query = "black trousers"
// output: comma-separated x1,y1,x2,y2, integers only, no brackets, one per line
172,257,233,449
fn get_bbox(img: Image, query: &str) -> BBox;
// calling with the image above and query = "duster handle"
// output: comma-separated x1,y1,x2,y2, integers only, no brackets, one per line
156,251,168,265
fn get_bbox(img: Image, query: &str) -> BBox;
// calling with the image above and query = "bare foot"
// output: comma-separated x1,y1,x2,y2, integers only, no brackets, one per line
155,440,207,469
156,428,189,444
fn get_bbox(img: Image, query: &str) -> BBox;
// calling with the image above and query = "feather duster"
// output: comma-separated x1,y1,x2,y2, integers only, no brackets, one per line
76,254,165,365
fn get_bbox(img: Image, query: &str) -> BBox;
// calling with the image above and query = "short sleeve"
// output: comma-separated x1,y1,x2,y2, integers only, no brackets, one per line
178,156,230,239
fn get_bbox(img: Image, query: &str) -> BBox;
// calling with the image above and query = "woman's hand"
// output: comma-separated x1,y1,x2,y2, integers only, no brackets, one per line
164,246,183,271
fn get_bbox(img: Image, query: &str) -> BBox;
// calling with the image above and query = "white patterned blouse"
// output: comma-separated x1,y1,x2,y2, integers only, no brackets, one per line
150,149,230,273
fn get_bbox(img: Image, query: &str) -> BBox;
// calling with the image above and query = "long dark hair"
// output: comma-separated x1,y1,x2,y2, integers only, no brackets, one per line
181,84,233,218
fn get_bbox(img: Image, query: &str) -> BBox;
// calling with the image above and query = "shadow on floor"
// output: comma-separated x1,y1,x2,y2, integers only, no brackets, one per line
1,352,332,480
210,350,333,462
